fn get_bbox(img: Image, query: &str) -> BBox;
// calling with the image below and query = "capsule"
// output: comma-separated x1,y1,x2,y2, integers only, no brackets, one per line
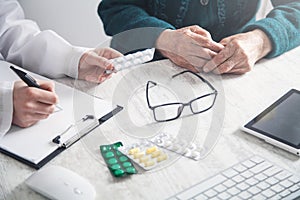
157,154,168,162
128,148,140,155
146,146,158,154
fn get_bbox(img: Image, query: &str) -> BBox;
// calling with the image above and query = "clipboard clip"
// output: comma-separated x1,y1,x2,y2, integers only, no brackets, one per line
52,115,99,148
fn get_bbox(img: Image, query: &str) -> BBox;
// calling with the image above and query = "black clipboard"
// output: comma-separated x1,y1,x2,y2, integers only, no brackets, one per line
0,106,123,169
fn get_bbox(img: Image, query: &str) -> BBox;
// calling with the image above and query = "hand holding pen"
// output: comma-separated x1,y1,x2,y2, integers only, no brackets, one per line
10,66,60,128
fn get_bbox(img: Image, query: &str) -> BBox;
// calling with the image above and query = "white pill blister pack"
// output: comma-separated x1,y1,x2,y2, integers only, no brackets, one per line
106,48,155,74
150,133,205,161
118,140,168,170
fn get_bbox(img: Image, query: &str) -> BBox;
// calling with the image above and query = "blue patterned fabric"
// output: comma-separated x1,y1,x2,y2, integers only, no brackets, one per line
99,0,300,58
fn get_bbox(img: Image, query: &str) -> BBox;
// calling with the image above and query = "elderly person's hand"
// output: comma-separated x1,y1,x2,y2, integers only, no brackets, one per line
156,25,224,72
202,29,272,74
12,80,58,128
78,47,123,83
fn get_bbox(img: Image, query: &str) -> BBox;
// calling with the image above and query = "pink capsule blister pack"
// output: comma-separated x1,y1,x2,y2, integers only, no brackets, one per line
150,133,204,161
118,140,169,170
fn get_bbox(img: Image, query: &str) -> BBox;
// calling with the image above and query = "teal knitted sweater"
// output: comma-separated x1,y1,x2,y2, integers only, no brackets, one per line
99,0,300,58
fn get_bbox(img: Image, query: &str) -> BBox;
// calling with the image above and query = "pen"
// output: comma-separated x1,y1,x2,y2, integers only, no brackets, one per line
10,66,62,111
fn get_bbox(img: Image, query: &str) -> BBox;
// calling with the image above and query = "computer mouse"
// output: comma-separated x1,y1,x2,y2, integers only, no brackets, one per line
25,165,96,200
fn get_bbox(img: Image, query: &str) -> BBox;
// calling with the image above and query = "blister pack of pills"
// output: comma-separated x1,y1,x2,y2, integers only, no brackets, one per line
100,142,137,177
150,133,204,161
118,140,168,170
106,48,155,74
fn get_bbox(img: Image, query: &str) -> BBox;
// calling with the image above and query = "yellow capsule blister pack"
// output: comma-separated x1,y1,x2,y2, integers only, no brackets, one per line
118,141,168,170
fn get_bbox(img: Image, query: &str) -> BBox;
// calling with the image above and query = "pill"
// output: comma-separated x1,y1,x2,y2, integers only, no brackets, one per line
139,156,149,164
122,162,132,168
100,145,111,152
144,160,155,167
164,140,172,147
157,154,168,162
146,146,157,154
151,150,161,158
133,152,144,159
108,158,118,165
126,167,137,174
128,148,140,155
119,156,128,162
111,164,121,170
105,151,114,158
114,169,125,177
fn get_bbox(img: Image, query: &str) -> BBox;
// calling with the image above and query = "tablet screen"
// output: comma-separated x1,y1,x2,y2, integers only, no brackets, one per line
245,89,300,149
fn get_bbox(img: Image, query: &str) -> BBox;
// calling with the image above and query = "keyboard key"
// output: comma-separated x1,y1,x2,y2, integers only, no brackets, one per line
289,175,300,184
262,189,276,198
248,186,262,195
176,174,226,200
254,173,267,181
263,166,282,177
289,184,299,193
279,190,291,198
279,179,294,188
214,184,226,193
230,196,242,200
238,191,252,199
250,156,265,164
222,168,238,178
252,194,267,200
283,190,300,200
236,182,250,191
241,160,256,168
270,184,285,193
250,161,272,174
217,192,231,200
257,182,271,190
203,189,217,198
194,194,208,200
265,177,279,185
232,175,245,183
233,165,247,173
223,179,236,188
245,177,259,186
240,171,253,179
270,195,283,200
228,187,241,196
275,171,292,181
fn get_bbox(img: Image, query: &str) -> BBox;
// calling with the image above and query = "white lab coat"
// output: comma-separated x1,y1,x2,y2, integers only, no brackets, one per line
0,0,87,135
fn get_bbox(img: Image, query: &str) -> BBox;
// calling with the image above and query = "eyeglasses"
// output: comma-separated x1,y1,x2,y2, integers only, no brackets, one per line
146,70,218,122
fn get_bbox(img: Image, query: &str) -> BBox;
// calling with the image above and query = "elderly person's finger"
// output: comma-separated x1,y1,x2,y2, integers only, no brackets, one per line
202,44,236,73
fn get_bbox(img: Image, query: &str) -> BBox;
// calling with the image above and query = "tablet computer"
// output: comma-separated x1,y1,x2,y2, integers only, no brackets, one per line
242,89,300,156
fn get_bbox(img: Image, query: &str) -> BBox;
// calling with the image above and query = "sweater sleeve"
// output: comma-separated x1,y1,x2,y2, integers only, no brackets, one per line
243,1,300,58
98,0,175,54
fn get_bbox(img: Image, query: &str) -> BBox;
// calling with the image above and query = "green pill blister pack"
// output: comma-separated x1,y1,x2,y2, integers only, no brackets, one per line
100,142,137,177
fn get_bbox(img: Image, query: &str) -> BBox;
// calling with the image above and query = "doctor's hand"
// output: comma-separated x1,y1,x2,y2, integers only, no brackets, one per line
12,80,58,128
202,29,272,74
156,25,224,72
78,47,123,83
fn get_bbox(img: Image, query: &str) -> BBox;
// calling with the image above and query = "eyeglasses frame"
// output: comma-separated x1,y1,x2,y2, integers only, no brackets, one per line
146,70,218,122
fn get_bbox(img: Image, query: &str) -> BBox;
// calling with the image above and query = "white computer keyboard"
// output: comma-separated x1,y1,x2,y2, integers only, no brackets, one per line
167,156,300,200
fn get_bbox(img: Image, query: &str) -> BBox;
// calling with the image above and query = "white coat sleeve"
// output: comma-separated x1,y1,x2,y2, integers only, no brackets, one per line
0,82,14,137
0,0,87,79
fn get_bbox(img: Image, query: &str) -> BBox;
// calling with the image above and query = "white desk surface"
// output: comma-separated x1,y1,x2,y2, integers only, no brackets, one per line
1,47,300,200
